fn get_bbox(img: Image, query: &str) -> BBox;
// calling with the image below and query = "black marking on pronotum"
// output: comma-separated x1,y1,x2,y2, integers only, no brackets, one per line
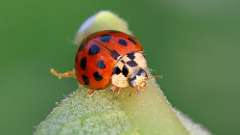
80,57,87,70
93,72,103,81
127,53,135,60
121,60,125,63
128,37,137,45
100,34,111,42
111,50,120,60
88,44,100,55
118,39,127,46
82,75,89,85
127,60,138,67
112,67,121,75
122,65,129,77
97,60,106,69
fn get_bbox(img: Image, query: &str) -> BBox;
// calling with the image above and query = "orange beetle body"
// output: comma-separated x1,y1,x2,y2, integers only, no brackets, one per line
75,30,143,90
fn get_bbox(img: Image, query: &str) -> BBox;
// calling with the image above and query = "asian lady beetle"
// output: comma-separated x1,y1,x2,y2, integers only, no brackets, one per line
51,30,148,96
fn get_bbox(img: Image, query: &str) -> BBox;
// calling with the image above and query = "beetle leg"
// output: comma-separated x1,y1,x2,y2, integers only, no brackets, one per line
50,68,75,79
111,85,121,94
111,85,118,92
136,87,142,96
87,89,95,97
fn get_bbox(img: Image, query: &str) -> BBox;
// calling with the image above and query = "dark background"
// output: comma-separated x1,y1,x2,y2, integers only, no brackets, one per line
0,0,239,135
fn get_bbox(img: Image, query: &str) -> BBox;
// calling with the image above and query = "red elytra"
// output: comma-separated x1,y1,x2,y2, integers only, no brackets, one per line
75,30,143,90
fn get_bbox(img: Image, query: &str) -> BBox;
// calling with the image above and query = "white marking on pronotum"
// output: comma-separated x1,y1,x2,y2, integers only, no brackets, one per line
111,52,148,89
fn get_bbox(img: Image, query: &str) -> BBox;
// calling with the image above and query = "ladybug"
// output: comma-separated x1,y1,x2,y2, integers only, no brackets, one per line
51,30,148,96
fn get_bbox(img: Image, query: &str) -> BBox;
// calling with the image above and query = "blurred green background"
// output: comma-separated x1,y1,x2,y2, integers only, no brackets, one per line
0,0,240,135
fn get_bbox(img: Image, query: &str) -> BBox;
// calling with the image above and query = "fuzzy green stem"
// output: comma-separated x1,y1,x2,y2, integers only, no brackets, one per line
34,78,189,135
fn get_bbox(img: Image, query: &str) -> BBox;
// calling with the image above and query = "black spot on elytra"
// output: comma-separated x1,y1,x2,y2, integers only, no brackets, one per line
113,67,121,75
97,60,106,69
127,53,135,60
128,37,137,45
82,75,89,85
93,72,103,81
122,65,129,77
118,39,127,46
127,61,138,67
111,50,120,60
88,44,100,55
100,34,111,42
80,57,87,70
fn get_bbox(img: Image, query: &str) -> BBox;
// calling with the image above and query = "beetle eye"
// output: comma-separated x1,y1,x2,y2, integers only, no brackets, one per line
128,68,148,87
137,68,147,77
